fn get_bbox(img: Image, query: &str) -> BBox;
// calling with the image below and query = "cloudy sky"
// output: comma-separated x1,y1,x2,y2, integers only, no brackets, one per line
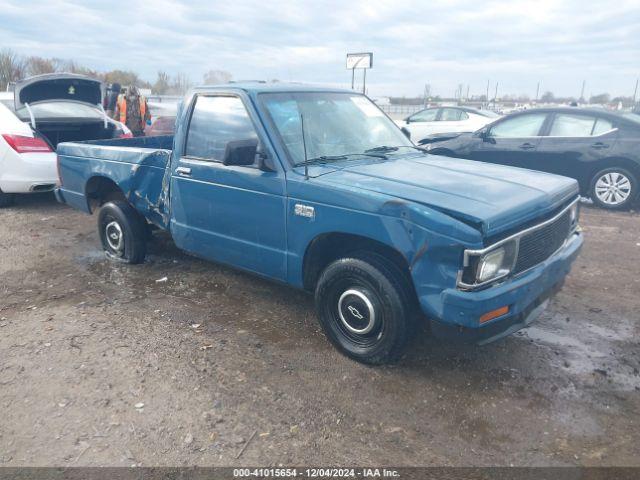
1,0,639,98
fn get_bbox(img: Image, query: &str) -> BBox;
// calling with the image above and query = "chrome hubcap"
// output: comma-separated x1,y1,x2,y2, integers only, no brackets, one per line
105,221,124,253
595,172,631,205
338,289,376,335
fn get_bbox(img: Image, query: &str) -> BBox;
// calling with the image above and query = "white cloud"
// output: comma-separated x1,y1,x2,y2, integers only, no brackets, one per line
1,0,638,97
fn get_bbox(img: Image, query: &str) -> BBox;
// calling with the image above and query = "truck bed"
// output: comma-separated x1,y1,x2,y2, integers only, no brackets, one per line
56,135,174,229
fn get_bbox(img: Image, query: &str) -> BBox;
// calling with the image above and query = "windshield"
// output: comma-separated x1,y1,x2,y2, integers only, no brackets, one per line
15,101,102,120
260,92,413,165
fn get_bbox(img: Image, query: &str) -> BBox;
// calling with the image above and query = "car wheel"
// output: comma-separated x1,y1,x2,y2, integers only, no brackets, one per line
590,167,638,210
0,189,16,208
97,200,147,264
315,252,415,365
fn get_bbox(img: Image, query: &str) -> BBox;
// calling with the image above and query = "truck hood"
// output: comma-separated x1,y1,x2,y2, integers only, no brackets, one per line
14,73,103,109
312,154,578,237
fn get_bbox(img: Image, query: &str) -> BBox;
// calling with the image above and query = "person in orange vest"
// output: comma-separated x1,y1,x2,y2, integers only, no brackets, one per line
114,85,150,137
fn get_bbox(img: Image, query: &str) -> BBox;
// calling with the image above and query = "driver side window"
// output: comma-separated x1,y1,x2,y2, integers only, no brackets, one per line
185,95,258,161
489,113,547,138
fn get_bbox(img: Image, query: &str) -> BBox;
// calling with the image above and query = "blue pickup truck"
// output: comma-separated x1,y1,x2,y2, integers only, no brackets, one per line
55,83,583,364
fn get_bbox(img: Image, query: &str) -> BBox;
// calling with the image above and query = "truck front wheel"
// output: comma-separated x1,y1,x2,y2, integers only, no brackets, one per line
97,201,147,264
315,252,414,365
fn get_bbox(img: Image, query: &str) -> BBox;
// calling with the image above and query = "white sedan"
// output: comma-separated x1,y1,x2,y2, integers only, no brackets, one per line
0,98,57,207
0,73,132,207
396,106,500,143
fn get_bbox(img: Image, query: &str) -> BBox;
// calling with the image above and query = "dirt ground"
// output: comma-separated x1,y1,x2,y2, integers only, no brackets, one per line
0,193,638,467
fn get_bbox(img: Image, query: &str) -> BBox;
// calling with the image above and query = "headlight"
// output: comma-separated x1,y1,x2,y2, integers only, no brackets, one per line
459,241,518,288
569,202,579,229
477,248,507,283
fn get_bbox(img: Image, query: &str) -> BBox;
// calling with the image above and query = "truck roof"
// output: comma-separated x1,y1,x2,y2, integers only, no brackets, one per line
191,82,352,95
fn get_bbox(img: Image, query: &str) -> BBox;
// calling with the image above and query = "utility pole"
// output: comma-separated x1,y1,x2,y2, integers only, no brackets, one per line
580,80,586,103
535,81,540,103
362,68,366,94
485,80,490,108
633,78,638,106
466,84,470,101
494,82,499,107
423,83,431,107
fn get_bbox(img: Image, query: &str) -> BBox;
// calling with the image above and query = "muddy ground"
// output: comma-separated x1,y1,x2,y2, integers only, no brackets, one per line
0,194,638,467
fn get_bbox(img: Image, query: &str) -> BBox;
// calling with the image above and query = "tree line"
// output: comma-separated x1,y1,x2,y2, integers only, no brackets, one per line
0,49,233,95
391,90,636,107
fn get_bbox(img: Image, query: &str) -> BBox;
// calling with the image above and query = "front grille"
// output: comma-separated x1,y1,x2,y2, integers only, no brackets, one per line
513,210,572,274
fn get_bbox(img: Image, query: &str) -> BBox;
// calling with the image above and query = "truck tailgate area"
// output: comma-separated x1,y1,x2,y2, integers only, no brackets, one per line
56,135,173,228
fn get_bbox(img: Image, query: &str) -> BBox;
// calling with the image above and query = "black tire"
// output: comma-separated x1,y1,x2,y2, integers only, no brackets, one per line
590,167,638,210
0,190,16,208
97,201,147,264
314,252,415,365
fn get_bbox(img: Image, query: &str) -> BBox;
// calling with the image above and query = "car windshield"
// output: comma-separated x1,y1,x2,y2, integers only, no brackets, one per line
15,101,102,120
260,92,413,165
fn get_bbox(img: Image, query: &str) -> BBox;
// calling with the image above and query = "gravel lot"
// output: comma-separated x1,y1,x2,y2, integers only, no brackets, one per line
1,193,638,467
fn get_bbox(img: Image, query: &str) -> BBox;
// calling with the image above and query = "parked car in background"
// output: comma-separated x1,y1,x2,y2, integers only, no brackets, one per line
0,99,57,206
144,101,177,136
0,73,131,207
55,84,582,364
396,106,499,143
423,108,640,210
10,73,131,149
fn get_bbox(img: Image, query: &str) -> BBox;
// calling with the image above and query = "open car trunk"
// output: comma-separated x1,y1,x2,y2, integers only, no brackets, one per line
36,120,116,148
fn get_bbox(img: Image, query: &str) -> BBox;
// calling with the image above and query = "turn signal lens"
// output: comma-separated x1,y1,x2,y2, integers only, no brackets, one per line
480,305,510,323
2,134,52,153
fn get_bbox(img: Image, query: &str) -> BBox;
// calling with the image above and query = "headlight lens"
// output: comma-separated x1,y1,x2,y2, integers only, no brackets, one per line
460,241,518,288
477,248,507,282
569,202,579,229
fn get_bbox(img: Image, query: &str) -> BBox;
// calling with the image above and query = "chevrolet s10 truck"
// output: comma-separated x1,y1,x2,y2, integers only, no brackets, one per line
55,84,583,364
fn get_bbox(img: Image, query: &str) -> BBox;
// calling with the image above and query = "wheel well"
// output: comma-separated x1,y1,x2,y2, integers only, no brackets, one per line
302,232,413,292
85,176,127,213
584,157,640,194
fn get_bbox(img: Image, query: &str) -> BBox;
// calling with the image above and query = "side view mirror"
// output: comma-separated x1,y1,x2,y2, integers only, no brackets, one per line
404,116,411,124
223,139,258,166
477,129,490,141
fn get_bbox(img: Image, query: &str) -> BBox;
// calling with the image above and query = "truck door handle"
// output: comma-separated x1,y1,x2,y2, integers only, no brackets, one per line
590,142,609,149
175,166,192,177
519,142,536,150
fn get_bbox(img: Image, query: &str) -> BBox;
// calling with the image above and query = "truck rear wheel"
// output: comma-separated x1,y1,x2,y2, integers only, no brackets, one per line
0,189,16,208
315,252,414,365
97,200,147,264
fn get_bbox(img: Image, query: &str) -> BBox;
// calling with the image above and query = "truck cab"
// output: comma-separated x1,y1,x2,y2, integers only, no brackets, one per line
55,83,583,364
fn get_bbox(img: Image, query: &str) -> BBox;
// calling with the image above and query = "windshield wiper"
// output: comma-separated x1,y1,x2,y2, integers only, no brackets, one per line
365,145,425,154
296,155,349,167
296,152,388,167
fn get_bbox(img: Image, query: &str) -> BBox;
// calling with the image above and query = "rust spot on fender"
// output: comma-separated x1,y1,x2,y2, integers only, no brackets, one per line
410,242,428,270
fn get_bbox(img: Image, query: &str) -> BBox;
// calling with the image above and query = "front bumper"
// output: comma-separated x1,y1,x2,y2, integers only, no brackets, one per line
427,231,583,344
